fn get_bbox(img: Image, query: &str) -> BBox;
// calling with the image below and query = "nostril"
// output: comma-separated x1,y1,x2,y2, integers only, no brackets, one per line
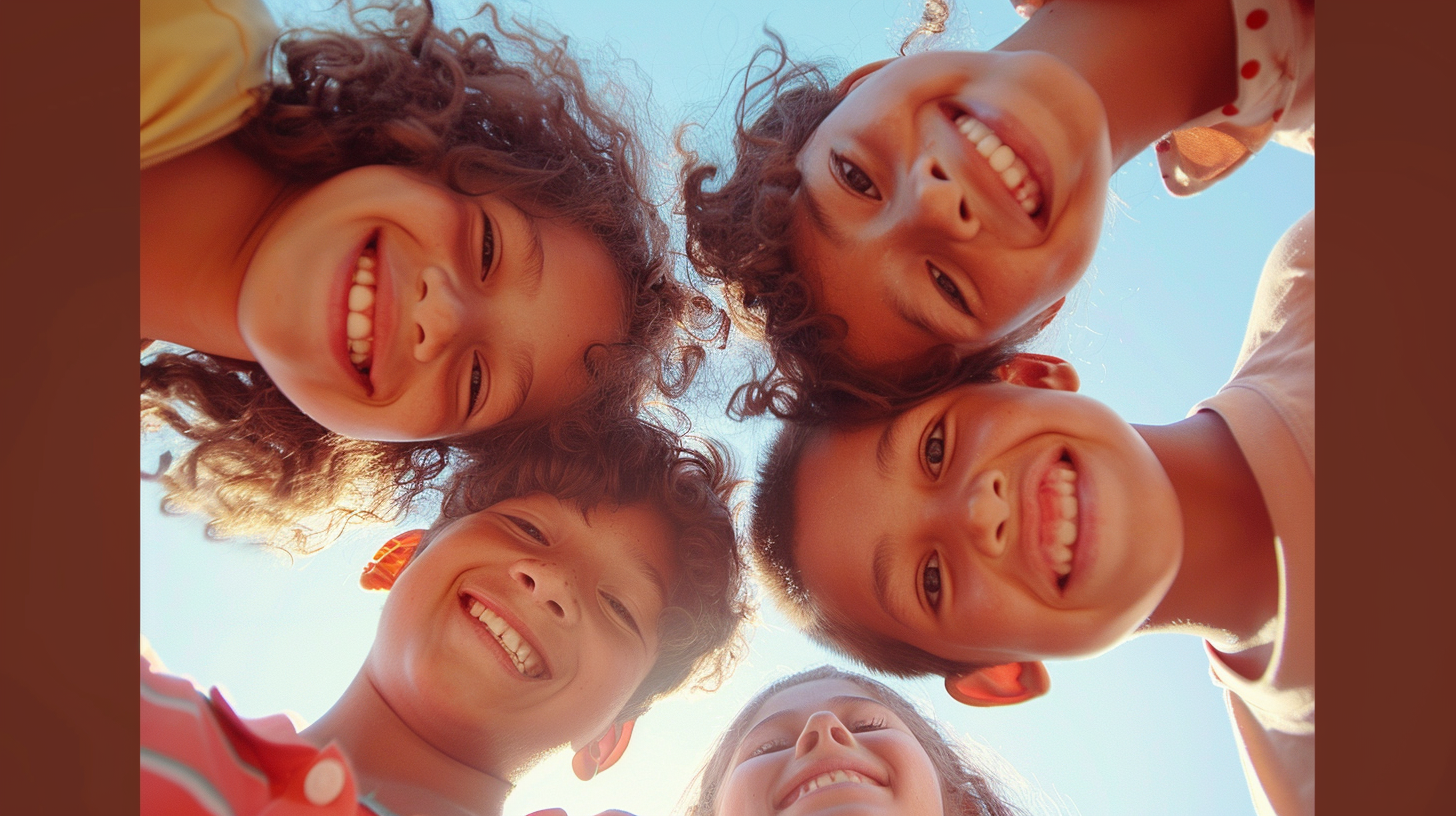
997,521,1006,539
930,163,949,181
547,600,564,618
417,326,425,344
959,200,971,221
516,573,535,591
830,725,852,745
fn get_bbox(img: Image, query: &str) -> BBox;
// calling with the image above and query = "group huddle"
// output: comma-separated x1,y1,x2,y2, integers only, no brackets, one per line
140,0,1314,815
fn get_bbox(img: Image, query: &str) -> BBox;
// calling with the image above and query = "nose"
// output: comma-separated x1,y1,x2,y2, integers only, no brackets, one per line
908,154,981,241
412,265,476,363
509,559,580,624
933,469,1010,558
794,711,858,758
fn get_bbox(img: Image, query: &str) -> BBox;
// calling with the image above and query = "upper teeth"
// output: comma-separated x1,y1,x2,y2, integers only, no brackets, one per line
346,251,377,373
954,114,1044,216
791,770,877,804
468,600,545,678
1044,461,1079,577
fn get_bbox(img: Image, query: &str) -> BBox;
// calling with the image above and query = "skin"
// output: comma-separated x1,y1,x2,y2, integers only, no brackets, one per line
302,494,677,816
789,354,1278,689
790,0,1238,369
142,144,626,442
716,678,943,816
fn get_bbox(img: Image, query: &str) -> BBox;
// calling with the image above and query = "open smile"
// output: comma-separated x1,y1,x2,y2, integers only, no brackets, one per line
459,592,550,680
777,761,888,809
939,101,1053,230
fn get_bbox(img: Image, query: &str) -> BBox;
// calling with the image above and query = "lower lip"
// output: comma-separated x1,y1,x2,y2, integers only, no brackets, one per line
959,101,1055,227
330,230,378,396
785,780,885,809
457,595,541,682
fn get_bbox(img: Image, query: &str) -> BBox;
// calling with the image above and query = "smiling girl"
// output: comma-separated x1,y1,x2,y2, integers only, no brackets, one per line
142,0,717,547
684,666,1030,816
682,0,1312,420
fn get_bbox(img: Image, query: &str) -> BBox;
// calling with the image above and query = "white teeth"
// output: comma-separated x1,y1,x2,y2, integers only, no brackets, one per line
1054,519,1077,547
953,114,1044,218
346,251,378,374
348,284,375,312
471,603,544,677
1043,460,1080,580
356,254,375,270
345,312,371,340
797,770,874,800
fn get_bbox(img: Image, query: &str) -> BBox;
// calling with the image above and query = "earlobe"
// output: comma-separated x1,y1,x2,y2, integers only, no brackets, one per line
995,353,1080,392
358,529,424,591
571,720,635,781
944,662,1050,707
836,58,897,96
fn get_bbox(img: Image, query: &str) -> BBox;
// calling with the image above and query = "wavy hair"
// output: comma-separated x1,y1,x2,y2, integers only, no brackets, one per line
143,1,725,551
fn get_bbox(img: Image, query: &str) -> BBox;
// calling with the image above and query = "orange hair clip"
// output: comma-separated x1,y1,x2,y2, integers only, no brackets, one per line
359,529,424,591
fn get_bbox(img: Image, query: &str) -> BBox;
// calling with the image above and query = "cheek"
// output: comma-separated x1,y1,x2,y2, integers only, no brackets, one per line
716,757,778,813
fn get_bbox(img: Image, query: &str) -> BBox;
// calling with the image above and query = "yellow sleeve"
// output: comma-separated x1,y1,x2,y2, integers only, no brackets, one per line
141,0,280,169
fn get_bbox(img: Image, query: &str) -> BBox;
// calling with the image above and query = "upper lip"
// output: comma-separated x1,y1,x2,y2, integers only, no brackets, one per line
775,756,888,810
937,101,1052,237
459,588,553,680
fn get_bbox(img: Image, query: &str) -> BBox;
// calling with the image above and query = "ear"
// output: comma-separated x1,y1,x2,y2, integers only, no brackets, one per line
358,530,424,591
944,662,1050,707
836,58,897,96
994,353,1080,392
571,720,635,781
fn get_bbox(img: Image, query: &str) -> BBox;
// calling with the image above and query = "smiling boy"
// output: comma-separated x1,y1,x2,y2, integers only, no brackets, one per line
141,415,749,816
751,212,1314,816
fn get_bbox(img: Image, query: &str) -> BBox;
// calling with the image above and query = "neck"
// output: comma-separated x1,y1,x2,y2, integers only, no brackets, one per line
300,669,515,816
140,138,293,359
1133,412,1279,650
995,0,1238,167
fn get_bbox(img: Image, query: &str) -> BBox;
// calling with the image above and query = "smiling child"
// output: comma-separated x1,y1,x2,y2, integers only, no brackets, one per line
142,0,717,547
748,211,1314,816
142,412,750,816
682,0,1312,419
684,666,1030,816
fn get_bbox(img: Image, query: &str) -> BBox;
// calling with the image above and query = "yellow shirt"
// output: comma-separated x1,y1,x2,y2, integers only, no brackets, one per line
141,0,279,169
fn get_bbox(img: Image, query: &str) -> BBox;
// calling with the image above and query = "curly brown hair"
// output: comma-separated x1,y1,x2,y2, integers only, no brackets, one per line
678,3,1029,422
423,406,752,721
143,1,725,551
683,665,1029,816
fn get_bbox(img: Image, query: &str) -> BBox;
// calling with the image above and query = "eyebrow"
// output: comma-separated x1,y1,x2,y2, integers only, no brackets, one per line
504,347,534,421
874,409,914,478
798,181,849,246
520,210,545,296
871,536,911,629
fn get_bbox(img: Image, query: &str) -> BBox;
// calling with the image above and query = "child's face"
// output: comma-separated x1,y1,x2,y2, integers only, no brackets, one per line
366,493,675,768
237,166,626,442
715,678,942,815
793,50,1112,369
790,370,1181,666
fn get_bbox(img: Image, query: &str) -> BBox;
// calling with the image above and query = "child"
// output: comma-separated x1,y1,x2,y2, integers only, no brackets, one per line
747,211,1313,816
681,0,1313,419
141,411,751,816
142,0,718,546
684,666,1029,816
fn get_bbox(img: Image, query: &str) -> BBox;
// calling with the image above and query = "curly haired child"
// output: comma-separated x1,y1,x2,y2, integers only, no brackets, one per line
142,0,721,548
142,408,752,816
681,0,1312,420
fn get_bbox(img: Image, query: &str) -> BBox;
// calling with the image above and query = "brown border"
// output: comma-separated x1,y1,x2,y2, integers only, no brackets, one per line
1320,0,1456,813
0,0,139,812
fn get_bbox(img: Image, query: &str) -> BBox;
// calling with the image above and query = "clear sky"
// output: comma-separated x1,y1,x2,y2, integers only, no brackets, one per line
140,1,1315,814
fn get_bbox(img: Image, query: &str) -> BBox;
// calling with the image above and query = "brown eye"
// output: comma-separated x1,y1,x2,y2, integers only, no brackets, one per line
924,422,946,475
832,152,881,200
505,515,546,544
467,354,483,414
928,263,972,316
922,552,943,609
480,214,496,280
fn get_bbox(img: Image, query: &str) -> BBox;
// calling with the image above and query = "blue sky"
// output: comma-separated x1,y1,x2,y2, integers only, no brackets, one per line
140,1,1315,814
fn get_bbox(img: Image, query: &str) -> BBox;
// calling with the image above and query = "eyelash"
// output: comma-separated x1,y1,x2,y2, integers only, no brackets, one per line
505,515,546,544
467,353,484,415
924,421,946,476
928,263,972,316
480,214,497,281
921,552,943,610
831,151,881,200
603,593,640,635
745,717,892,758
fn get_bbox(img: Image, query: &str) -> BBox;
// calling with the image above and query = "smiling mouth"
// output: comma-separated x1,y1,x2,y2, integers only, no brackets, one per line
1040,453,1080,589
779,770,883,809
345,239,379,377
949,111,1045,219
463,597,548,679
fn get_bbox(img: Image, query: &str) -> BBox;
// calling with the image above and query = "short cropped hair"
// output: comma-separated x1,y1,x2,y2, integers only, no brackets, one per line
749,421,981,679
424,406,752,720
683,665,1027,816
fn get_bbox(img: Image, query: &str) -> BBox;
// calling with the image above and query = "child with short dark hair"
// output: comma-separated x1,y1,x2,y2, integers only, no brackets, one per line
682,0,1312,420
142,0,720,548
142,412,751,816
749,211,1313,816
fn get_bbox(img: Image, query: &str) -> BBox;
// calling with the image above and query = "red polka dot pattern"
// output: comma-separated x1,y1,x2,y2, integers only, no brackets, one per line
1223,104,1239,116
1273,108,1284,122
1241,60,1261,79
1157,139,1171,153
1247,9,1269,29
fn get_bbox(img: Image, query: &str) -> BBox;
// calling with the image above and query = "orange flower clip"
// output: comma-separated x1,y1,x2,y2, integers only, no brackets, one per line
359,529,424,591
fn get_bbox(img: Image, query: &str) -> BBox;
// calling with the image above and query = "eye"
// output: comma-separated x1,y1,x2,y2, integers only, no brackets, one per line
747,738,792,758
480,213,497,281
928,263,972,316
849,717,888,733
831,151,881,200
603,593,641,635
505,515,546,544
922,552,943,610
466,354,483,415
924,421,946,476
